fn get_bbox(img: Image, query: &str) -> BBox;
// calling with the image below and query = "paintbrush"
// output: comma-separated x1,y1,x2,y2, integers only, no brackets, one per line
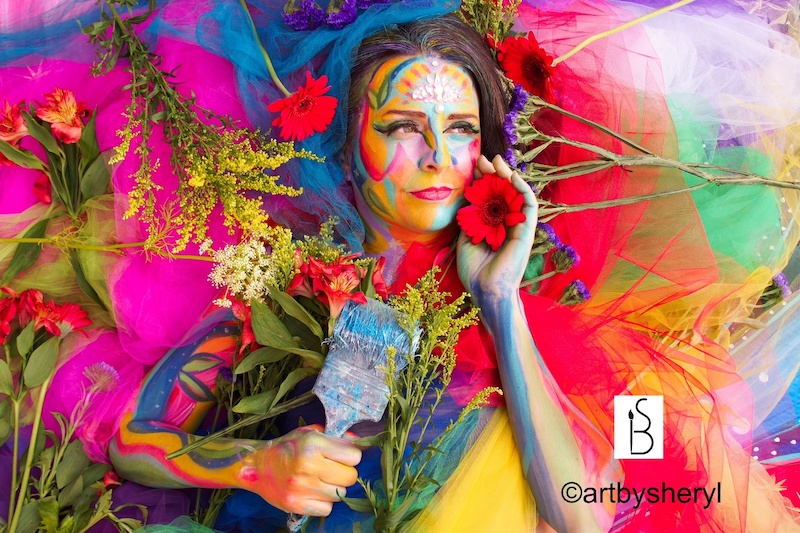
287,298,419,532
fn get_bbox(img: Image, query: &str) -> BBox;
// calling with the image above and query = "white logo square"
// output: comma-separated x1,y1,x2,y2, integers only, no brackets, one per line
614,395,664,459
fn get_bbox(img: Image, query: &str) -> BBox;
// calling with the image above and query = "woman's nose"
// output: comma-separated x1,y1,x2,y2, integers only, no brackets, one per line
418,132,451,172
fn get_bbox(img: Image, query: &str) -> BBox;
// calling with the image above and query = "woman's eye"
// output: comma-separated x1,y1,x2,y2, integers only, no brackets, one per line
446,122,480,136
377,122,421,138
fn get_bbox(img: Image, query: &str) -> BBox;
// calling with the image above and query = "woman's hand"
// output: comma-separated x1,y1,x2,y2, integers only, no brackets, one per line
239,425,362,516
457,154,538,307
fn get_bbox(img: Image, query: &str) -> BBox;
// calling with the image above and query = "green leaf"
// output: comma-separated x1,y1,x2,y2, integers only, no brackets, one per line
282,346,324,368
1,216,50,285
232,389,278,414
79,156,111,200
340,495,373,513
352,434,383,448
81,462,111,486
77,109,100,163
0,139,46,170
40,496,60,532
69,249,110,312
18,500,42,532
23,336,60,388
55,514,74,533
23,112,62,156
0,418,11,447
272,367,317,408
57,476,84,509
250,299,295,347
235,346,290,374
56,439,91,489
269,289,324,341
16,321,35,356
0,359,13,396
360,260,377,300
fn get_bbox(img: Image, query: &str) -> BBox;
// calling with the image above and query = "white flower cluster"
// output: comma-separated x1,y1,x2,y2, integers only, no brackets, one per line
209,237,278,307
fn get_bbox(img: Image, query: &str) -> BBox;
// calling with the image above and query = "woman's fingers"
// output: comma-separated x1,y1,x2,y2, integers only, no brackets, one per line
475,154,495,177
319,436,362,466
491,154,513,179
318,458,359,487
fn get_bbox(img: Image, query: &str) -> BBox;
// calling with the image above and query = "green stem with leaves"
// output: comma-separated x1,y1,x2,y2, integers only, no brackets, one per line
0,238,214,262
7,374,54,533
166,391,315,459
237,0,290,97
8,398,21,528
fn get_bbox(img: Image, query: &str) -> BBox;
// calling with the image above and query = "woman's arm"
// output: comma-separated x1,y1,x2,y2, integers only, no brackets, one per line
109,320,362,517
458,155,621,532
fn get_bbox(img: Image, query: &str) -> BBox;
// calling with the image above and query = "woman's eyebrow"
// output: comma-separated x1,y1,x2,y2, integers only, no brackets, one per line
381,110,478,121
448,113,479,121
381,110,428,119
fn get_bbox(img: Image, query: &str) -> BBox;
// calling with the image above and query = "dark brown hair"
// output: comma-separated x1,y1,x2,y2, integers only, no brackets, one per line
347,15,509,159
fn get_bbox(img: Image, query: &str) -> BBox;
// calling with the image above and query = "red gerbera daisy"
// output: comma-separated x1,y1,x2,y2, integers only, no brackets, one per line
497,33,557,104
267,71,338,141
456,173,526,252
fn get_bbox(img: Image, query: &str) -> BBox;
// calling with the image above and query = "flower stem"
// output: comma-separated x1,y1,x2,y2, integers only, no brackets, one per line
0,238,214,261
7,374,54,533
520,269,556,288
552,0,696,66
238,0,291,97
8,398,20,528
537,181,710,220
166,391,316,459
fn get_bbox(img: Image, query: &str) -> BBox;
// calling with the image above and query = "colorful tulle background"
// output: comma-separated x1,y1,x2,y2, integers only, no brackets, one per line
3,0,800,531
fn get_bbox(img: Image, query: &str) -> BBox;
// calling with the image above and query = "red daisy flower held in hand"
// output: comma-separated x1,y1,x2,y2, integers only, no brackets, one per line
267,71,338,141
456,173,527,252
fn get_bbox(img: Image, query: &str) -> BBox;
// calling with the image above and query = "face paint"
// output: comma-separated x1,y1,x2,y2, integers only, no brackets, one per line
349,55,481,251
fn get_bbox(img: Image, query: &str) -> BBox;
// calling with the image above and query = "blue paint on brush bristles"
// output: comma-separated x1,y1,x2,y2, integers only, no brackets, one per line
314,298,420,437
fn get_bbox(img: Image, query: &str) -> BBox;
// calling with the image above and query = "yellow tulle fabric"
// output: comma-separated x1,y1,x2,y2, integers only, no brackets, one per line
403,408,538,533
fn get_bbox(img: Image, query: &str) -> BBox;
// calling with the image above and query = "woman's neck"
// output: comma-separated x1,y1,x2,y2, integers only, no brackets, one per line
360,216,457,280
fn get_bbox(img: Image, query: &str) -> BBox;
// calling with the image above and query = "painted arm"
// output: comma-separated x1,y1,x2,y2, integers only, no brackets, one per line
457,155,621,532
109,320,362,517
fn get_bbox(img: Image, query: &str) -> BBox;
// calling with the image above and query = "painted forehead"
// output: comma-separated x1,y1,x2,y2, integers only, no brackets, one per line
365,55,478,110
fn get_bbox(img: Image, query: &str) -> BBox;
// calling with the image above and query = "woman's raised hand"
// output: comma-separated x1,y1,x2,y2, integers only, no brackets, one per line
456,154,538,307
238,425,362,516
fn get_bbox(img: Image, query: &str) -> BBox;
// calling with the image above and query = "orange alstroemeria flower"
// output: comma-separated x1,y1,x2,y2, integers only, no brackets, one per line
35,88,91,144
0,100,28,144
288,254,369,320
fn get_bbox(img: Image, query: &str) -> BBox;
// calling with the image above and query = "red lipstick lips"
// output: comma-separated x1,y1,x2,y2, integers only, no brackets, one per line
410,187,453,201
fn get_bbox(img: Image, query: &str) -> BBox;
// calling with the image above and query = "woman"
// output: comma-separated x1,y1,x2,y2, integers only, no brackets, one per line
3,0,798,531
109,6,800,532
110,15,615,532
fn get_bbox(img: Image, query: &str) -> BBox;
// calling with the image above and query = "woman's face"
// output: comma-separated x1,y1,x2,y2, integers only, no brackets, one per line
348,55,481,243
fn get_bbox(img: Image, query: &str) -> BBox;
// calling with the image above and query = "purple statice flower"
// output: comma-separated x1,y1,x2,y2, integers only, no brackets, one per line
510,84,529,115
357,0,390,7
283,0,326,31
552,243,580,272
559,280,591,305
504,147,518,169
219,367,234,384
503,113,518,145
503,85,530,148
327,0,358,28
773,272,792,299
538,222,561,245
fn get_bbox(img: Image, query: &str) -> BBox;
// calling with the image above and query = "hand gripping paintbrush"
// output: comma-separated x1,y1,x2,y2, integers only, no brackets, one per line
287,298,419,532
